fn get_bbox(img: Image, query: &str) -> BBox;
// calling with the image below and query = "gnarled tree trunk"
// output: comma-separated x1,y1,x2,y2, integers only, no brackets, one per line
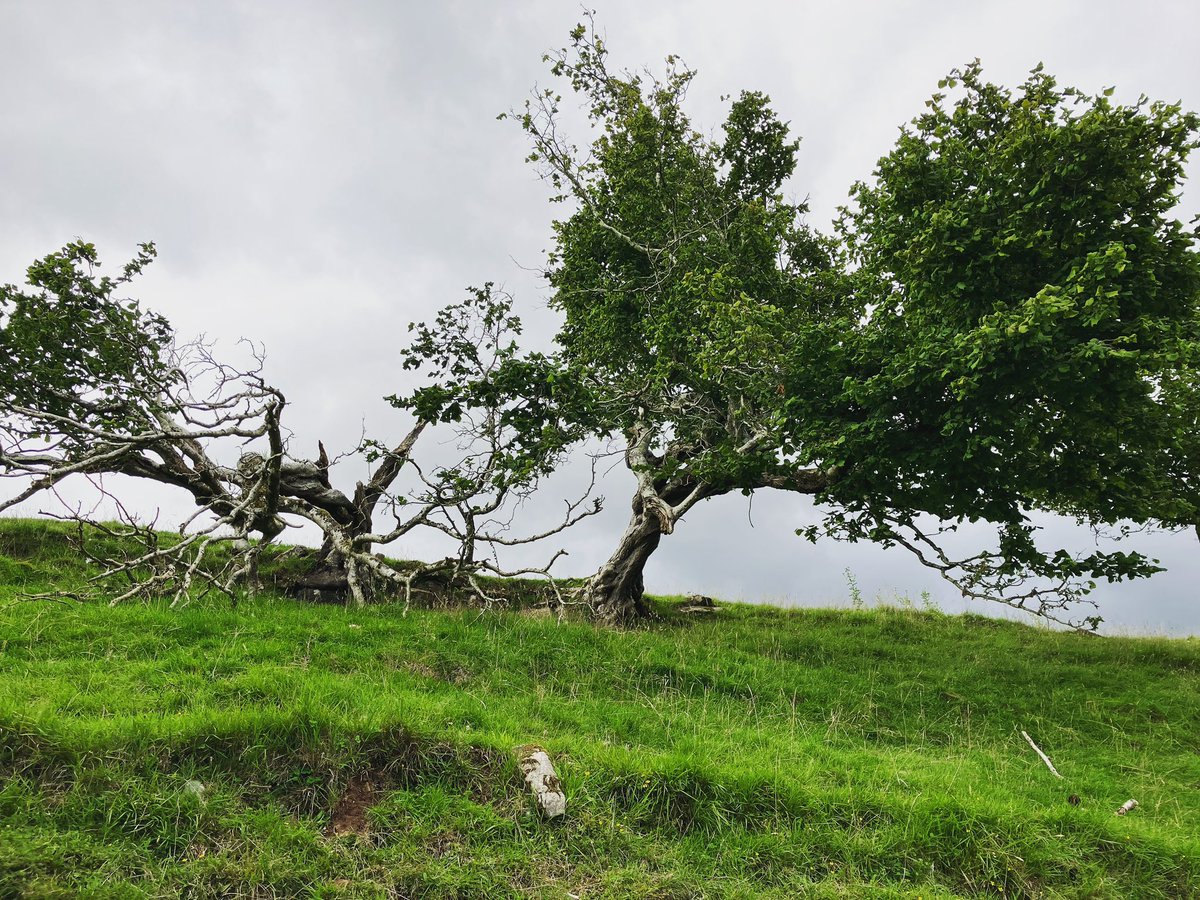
582,500,664,624
580,440,831,623
285,428,426,604
583,471,720,623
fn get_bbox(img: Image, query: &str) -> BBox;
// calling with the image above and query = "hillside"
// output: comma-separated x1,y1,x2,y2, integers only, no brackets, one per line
0,519,1197,898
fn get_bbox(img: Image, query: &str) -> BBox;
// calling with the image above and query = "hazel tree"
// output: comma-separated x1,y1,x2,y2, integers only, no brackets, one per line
516,23,1200,627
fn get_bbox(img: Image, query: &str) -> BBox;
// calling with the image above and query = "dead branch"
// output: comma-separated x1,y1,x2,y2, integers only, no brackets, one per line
1021,730,1064,779
3,247,596,610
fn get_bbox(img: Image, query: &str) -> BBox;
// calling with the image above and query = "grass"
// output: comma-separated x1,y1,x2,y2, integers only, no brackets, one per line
0,518,1198,898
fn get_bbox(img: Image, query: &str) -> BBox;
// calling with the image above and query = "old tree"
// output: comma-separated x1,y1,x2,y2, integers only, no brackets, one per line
0,246,594,606
2,26,1199,628
514,27,1200,626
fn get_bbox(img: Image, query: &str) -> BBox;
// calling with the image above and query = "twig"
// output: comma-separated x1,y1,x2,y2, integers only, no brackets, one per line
1021,730,1064,779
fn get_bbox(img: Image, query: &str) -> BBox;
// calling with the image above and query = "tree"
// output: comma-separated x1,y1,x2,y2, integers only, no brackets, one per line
516,23,1200,627
0,242,596,606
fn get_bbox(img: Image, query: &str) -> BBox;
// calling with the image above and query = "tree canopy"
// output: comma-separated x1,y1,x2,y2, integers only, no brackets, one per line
515,24,1200,627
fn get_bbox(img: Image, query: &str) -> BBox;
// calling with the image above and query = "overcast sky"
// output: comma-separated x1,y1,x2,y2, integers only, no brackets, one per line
2,0,1198,634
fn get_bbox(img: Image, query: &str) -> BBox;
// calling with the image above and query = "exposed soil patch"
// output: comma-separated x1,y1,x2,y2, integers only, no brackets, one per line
403,660,439,679
326,774,380,839
398,659,470,685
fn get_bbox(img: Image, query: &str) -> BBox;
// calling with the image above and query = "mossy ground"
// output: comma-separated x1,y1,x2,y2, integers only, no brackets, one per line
0,519,1197,898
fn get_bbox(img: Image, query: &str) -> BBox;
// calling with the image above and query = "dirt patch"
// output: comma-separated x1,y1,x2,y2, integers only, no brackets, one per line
391,657,470,686
402,660,439,679
425,831,463,858
326,774,380,839
398,659,470,685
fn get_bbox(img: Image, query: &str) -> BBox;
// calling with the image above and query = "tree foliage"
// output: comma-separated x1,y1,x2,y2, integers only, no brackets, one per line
833,63,1200,525
516,22,1200,627
819,63,1200,623
1,242,174,442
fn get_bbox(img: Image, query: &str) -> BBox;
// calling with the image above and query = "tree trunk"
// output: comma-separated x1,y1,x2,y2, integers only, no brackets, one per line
291,532,370,604
582,501,664,624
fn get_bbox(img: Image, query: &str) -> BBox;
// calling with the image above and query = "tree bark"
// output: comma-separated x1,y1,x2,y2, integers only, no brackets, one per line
581,446,829,623
284,427,427,604
582,501,664,624
583,469,715,623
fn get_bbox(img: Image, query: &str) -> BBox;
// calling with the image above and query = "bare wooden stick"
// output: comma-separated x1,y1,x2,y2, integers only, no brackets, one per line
1115,798,1139,816
1021,730,1064,779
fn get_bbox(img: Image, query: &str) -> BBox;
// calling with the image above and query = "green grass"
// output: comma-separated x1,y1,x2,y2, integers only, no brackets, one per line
0,519,1198,898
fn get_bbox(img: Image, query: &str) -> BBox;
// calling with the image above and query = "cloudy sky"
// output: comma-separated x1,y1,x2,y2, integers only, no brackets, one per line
3,0,1198,634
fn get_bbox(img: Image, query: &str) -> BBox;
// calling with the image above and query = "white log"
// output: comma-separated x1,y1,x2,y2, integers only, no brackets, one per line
1021,730,1064,779
1115,798,1139,816
517,745,566,819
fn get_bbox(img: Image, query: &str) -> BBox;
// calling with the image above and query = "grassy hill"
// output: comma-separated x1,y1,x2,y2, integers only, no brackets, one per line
0,519,1197,898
